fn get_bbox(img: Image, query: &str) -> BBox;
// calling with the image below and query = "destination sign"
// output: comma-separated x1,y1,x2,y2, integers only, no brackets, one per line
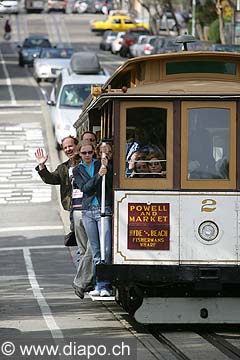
127,203,170,250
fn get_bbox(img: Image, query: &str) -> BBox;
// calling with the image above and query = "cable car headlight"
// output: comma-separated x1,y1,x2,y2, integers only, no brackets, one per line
198,221,219,241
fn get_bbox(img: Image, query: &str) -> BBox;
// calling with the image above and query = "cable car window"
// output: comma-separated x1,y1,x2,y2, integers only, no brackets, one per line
188,108,230,180
125,107,167,178
166,61,236,75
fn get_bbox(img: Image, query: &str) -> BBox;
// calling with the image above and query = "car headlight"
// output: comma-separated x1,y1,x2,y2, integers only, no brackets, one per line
198,221,219,242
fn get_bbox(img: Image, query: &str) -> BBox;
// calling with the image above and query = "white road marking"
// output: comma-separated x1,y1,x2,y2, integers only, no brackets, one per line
0,110,42,114
0,103,41,107
0,50,17,105
0,245,65,251
0,121,52,204
23,248,64,338
0,225,63,233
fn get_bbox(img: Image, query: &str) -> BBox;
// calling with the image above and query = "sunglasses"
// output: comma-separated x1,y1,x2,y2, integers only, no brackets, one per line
149,161,161,167
80,151,94,155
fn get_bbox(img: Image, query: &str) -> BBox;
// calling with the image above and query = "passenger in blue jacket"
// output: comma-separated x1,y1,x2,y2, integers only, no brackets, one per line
73,140,113,297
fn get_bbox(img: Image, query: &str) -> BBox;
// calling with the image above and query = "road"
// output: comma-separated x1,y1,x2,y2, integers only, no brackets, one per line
0,12,160,360
0,11,137,360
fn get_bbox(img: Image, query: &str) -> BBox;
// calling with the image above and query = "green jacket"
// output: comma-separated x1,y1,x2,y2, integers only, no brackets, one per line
36,160,71,211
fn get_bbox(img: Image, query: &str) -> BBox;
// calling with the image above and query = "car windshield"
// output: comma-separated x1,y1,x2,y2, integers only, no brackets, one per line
23,38,51,48
40,48,74,59
60,84,91,107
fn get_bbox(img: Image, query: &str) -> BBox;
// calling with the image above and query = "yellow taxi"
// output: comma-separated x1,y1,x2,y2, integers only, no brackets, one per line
90,15,149,33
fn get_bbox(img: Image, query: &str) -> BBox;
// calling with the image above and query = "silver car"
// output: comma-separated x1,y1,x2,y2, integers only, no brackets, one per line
47,55,109,149
33,47,74,83
0,0,19,14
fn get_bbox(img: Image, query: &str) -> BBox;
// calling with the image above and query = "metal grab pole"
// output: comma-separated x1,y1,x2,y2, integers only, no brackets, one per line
100,143,107,262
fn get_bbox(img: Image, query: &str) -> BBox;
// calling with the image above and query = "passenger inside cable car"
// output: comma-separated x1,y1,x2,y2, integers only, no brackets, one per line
125,107,167,178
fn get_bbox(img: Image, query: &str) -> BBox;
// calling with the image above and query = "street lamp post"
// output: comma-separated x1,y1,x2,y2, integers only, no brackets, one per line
192,0,196,37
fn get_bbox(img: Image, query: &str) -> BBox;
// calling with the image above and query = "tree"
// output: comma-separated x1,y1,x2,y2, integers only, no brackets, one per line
136,0,182,35
196,0,217,39
216,0,225,43
135,0,163,34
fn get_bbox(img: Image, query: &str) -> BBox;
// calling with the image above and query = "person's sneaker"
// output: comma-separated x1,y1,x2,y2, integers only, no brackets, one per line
100,289,111,297
89,289,100,296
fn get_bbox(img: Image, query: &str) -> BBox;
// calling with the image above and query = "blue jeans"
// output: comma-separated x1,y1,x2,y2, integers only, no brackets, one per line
82,206,112,291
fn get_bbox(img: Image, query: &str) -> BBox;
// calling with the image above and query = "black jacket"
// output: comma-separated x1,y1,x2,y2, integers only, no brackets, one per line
73,160,112,210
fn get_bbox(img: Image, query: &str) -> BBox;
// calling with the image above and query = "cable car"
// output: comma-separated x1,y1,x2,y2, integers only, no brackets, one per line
74,40,240,324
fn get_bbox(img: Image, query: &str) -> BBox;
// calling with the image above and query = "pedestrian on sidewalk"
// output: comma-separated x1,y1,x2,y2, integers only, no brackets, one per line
4,19,11,40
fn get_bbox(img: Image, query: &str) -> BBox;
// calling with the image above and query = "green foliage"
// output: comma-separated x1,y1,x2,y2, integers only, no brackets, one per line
208,18,220,43
196,0,217,26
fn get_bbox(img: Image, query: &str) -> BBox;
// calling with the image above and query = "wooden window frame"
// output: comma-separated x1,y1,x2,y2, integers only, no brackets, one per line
119,101,173,189
181,101,236,190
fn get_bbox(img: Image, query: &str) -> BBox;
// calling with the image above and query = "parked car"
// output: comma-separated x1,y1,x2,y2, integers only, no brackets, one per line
210,44,240,53
160,11,185,31
0,0,19,14
72,0,88,13
73,0,113,13
46,0,67,12
130,35,158,57
152,36,181,54
90,15,149,33
88,0,113,13
187,40,212,51
143,35,161,55
17,35,52,67
110,31,125,54
47,52,109,149
33,47,74,83
24,0,44,13
99,30,118,51
119,28,151,58
129,35,147,57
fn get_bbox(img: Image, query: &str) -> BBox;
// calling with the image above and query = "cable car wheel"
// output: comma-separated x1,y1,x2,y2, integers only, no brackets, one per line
117,284,143,315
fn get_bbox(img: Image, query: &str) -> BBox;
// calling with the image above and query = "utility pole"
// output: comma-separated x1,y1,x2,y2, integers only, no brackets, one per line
192,0,196,37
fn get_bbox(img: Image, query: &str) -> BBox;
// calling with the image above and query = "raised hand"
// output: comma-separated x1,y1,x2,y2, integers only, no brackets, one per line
35,148,48,168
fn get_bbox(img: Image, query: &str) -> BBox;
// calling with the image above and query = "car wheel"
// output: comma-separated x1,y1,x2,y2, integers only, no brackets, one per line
36,78,41,83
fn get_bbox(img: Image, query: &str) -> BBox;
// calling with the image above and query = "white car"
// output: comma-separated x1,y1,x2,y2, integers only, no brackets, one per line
33,47,74,83
129,35,147,57
0,0,19,14
111,31,125,54
47,53,109,149
72,0,88,13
